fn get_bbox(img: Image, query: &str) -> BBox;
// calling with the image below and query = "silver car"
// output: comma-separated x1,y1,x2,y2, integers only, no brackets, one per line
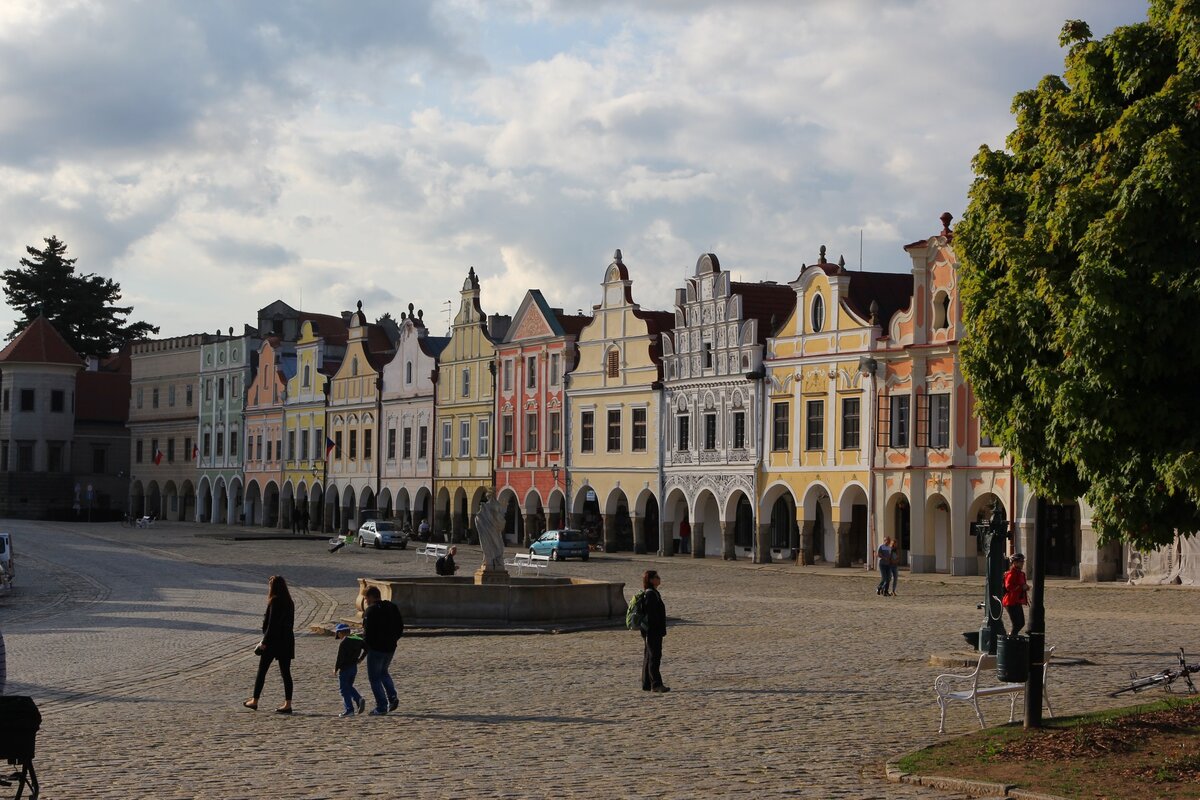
356,521,409,550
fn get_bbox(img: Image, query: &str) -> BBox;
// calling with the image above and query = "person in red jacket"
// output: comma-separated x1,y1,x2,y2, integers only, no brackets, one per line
1002,553,1029,636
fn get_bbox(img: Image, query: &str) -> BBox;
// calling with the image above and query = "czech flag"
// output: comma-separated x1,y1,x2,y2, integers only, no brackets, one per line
325,436,337,458
153,449,164,466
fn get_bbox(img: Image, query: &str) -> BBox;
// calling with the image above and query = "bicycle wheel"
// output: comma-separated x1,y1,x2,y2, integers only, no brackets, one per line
1109,675,1167,697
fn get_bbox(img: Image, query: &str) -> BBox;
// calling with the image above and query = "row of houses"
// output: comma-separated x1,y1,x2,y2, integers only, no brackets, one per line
0,215,1121,580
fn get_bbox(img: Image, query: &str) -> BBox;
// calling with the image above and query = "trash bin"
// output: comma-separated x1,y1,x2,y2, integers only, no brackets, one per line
996,634,1029,683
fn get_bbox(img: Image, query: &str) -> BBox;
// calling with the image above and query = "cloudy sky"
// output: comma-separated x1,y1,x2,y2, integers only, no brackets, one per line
0,0,1147,340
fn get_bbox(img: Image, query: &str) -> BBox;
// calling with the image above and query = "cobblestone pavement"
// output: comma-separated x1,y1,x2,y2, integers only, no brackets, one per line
2,520,1199,799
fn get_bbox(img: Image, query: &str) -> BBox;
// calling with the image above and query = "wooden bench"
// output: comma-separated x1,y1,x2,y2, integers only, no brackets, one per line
935,646,1055,733
504,552,550,576
417,543,449,561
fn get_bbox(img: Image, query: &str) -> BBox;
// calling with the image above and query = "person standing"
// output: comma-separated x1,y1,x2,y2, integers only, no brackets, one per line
300,505,310,535
640,570,669,693
244,575,295,713
361,585,403,715
887,539,900,596
332,623,366,717
1002,553,1029,636
876,537,893,596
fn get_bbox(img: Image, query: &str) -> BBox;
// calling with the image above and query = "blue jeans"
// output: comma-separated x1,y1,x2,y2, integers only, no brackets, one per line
366,649,397,712
888,564,899,593
338,665,362,713
877,562,890,593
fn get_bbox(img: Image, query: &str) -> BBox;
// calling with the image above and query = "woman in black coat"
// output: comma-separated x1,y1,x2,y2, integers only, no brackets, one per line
641,569,669,693
244,575,296,713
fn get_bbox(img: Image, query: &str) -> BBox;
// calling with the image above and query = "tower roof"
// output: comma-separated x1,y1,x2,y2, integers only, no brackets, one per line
0,316,82,366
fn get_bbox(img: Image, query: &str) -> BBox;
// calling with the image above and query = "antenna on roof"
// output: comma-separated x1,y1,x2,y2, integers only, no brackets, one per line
442,300,452,335
859,230,863,272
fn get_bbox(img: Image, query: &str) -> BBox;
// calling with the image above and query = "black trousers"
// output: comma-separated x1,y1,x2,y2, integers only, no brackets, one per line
253,653,293,701
642,633,663,689
1006,605,1025,637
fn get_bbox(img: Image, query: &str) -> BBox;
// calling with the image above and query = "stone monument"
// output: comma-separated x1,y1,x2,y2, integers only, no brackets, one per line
473,493,509,584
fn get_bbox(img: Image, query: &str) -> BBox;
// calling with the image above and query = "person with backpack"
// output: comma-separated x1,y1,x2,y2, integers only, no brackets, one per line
435,546,459,576
361,585,404,715
637,570,669,693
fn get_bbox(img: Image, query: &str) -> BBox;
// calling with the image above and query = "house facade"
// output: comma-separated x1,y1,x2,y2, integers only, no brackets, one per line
196,329,258,524
660,254,794,559
494,290,589,545
243,337,293,527
566,251,673,553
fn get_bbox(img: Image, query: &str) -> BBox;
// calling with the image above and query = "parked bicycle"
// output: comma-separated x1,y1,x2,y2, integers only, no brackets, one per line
1109,648,1198,697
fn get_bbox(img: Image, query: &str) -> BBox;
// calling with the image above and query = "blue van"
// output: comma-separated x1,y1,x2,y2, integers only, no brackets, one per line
530,529,590,561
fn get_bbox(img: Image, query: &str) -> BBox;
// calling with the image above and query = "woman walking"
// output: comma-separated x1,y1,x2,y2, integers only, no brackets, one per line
244,575,295,713
876,537,894,596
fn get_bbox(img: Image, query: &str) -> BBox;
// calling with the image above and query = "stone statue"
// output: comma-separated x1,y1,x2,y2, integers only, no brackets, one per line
474,494,507,572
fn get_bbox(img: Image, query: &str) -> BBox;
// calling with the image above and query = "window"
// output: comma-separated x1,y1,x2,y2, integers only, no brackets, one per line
502,415,514,454
441,422,452,458
461,368,470,398
632,408,647,451
364,429,373,460
0,440,7,472
549,412,561,451
51,390,64,412
303,365,311,387
18,442,33,471
335,431,343,459
151,438,159,463
245,434,253,461
704,412,717,450
550,353,560,386
231,429,239,458
581,411,594,453
805,401,824,450
419,426,428,459
934,292,951,330
890,395,910,448
232,376,239,400
733,411,746,449
300,430,309,460
526,356,537,389
203,432,212,458
401,428,410,460
136,387,143,409
152,388,159,409
703,342,713,369
217,378,224,400
502,360,513,392
255,435,262,461
388,429,397,460
216,431,225,457
405,361,413,384
479,418,490,457
186,384,193,406
287,431,296,460
677,414,690,451
811,294,825,332
606,409,621,451
20,389,35,412
267,438,273,461
1,389,7,411
167,439,176,463
606,349,619,378
524,412,538,452
459,420,470,458
47,442,63,472
772,402,789,451
351,357,359,377
276,438,282,461
349,430,358,459
92,447,106,474
205,380,212,401
315,429,323,459
841,397,861,450
929,393,950,448
169,385,176,407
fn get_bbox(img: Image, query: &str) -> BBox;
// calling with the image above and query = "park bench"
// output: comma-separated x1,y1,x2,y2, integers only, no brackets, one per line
934,646,1055,733
418,543,449,561
504,552,550,576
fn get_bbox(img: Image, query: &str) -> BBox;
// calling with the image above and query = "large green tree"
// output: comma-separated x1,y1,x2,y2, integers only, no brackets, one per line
955,1,1200,550
3,235,159,355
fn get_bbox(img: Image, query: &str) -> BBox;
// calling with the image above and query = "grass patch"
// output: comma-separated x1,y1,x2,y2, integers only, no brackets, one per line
899,696,1200,798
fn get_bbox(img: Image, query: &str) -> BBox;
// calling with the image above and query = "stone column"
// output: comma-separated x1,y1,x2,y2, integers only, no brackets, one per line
755,523,772,564
798,519,814,565
722,519,737,560
602,514,618,552
834,521,853,568
659,521,674,557
632,516,646,554
523,514,537,547
691,522,706,558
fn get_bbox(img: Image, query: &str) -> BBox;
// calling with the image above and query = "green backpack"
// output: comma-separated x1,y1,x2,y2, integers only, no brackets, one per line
626,590,648,631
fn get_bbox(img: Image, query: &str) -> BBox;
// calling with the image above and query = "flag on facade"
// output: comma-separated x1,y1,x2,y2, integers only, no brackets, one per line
153,449,164,466
325,436,337,458
191,443,199,461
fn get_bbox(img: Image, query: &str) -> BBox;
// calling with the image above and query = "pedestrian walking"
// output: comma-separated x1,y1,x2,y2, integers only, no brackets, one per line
361,585,403,715
300,506,310,535
887,539,900,596
332,623,366,717
640,570,669,693
244,575,295,713
1003,553,1029,636
876,537,894,596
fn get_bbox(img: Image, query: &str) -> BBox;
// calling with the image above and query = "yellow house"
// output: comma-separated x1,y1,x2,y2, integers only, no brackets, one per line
760,246,912,566
432,268,508,541
565,250,673,554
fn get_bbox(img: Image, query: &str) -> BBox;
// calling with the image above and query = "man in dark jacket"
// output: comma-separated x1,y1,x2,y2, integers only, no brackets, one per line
640,570,669,693
362,586,404,714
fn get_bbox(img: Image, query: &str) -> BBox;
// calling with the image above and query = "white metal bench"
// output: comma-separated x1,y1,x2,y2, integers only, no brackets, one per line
935,646,1055,733
504,552,550,575
417,543,449,561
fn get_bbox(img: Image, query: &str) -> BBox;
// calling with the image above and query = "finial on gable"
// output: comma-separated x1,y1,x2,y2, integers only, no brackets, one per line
940,212,954,239
837,255,846,274
356,300,363,312
818,245,827,265
613,249,623,265
869,300,880,325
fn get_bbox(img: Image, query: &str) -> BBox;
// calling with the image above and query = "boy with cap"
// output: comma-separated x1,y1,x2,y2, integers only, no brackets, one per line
332,623,367,717
1002,553,1029,636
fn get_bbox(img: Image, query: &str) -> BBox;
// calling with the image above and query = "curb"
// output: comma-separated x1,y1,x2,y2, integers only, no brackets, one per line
885,760,1068,800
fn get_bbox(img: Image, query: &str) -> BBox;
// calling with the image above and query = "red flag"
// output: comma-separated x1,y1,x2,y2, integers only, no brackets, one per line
191,443,199,461
153,449,164,466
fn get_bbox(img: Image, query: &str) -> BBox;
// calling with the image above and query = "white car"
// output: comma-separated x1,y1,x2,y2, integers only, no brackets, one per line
356,520,409,550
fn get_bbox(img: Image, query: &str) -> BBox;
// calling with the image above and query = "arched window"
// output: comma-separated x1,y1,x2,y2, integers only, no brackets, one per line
351,357,359,377
405,361,413,384
811,294,825,333
303,365,311,387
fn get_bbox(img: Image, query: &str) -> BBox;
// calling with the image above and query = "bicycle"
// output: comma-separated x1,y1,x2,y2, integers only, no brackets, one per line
1109,648,1199,697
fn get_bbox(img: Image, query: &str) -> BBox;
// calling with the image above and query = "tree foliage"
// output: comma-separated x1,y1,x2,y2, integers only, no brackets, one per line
955,0,1200,549
3,236,159,355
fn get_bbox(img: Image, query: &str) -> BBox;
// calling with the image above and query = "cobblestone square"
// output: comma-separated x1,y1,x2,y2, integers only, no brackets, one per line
3,520,1198,799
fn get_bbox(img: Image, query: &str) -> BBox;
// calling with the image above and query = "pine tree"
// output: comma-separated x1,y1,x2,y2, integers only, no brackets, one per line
3,236,159,354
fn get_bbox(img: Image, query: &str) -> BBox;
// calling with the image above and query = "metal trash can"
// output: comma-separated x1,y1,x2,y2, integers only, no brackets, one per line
996,635,1029,683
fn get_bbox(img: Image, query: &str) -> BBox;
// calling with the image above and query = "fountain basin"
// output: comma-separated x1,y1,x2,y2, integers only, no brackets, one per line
356,575,626,631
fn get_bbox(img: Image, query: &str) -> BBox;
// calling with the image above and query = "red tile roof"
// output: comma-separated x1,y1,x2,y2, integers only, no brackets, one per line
730,282,797,342
0,316,82,366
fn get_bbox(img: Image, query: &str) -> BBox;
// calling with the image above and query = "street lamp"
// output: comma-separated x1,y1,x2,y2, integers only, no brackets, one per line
550,464,560,486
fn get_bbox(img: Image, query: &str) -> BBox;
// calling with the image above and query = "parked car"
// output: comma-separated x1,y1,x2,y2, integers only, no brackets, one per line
0,532,13,594
530,529,589,561
357,521,409,550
